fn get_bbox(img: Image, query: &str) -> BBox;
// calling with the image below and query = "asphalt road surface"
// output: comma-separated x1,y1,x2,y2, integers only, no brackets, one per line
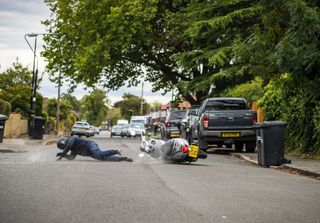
0,131,319,223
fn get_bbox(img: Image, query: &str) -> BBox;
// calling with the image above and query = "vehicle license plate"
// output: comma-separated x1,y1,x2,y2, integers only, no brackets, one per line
170,133,180,137
221,132,240,137
188,144,199,158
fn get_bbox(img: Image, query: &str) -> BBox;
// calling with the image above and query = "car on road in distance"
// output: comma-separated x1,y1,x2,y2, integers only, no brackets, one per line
117,119,129,126
110,125,123,137
160,109,187,140
120,124,129,137
93,126,101,135
71,121,94,137
126,123,146,137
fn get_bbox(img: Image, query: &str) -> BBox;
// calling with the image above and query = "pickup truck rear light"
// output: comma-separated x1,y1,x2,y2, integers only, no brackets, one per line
165,121,171,127
203,115,209,129
252,113,257,124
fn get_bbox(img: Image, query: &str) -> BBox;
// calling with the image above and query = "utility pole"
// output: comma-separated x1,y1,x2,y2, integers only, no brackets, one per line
170,89,174,110
140,82,144,115
56,69,61,135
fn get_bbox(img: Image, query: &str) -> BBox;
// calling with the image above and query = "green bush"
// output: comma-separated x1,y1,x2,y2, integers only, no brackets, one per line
67,114,77,129
223,77,264,104
0,99,11,116
312,102,320,153
259,74,320,155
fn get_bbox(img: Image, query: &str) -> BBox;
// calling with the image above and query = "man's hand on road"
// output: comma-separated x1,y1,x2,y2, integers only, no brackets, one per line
56,152,63,161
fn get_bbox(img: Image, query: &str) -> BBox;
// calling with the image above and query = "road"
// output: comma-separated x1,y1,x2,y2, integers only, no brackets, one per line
0,131,319,223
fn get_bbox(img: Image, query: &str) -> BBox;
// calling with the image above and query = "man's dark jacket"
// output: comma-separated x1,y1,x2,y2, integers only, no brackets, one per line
60,136,94,159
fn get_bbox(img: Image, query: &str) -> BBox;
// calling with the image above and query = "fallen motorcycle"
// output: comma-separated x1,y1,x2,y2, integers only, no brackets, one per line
140,135,207,164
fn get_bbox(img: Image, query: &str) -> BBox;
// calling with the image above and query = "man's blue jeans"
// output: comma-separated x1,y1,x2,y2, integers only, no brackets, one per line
88,141,121,161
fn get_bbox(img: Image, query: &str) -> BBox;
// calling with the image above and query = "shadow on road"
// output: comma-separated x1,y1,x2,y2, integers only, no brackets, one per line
206,148,234,155
0,149,26,153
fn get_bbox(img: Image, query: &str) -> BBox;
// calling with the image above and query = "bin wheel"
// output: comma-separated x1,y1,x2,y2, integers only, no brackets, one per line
235,142,243,152
245,142,256,153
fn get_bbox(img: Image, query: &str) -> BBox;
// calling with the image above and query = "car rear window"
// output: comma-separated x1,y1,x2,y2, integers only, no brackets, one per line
205,100,248,110
129,124,144,129
131,120,145,124
76,122,90,126
169,110,187,120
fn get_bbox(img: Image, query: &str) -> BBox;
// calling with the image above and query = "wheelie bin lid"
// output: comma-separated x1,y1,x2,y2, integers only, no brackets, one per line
254,121,287,129
0,114,8,121
34,116,45,120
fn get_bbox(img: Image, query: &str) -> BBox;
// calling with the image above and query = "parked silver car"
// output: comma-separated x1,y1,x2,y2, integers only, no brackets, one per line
71,121,94,137
127,123,146,137
110,125,123,137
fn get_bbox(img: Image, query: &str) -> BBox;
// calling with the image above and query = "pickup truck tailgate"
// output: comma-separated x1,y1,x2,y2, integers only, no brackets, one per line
207,111,255,128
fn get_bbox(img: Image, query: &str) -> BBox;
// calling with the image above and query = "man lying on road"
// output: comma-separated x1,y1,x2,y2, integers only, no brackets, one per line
56,136,133,162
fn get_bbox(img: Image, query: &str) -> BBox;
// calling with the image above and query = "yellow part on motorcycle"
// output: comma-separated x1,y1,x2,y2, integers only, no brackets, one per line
189,144,199,158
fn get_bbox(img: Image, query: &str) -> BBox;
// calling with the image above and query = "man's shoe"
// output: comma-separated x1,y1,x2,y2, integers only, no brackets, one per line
119,157,133,162
126,158,133,162
116,149,122,155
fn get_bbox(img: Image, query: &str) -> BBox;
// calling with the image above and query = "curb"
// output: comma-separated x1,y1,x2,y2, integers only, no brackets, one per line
232,153,320,180
43,140,57,146
278,165,320,180
231,153,258,165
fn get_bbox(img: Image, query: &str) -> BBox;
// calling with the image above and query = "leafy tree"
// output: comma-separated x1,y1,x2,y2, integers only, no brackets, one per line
222,77,264,104
0,59,32,90
81,89,109,126
150,102,161,111
170,0,263,98
45,98,72,120
0,59,43,117
42,0,208,103
106,108,122,127
114,93,150,120
0,99,11,116
61,93,81,112
67,113,77,130
0,85,43,117
256,1,320,155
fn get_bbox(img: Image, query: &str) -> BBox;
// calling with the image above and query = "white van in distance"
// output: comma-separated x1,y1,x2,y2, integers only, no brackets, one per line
117,119,129,126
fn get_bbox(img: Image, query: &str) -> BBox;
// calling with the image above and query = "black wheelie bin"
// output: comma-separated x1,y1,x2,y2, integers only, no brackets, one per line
256,121,291,167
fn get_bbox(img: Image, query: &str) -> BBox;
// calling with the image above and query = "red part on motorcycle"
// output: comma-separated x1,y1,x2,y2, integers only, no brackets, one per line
182,145,189,153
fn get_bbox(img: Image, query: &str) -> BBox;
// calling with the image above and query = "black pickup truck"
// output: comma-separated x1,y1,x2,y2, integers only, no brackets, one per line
190,97,257,152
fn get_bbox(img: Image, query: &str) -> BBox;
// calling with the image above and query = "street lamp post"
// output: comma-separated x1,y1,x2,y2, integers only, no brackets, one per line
24,32,56,138
24,33,39,138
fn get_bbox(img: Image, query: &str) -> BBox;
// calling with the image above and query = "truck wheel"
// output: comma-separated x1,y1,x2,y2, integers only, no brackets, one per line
246,142,256,153
217,143,223,148
235,142,243,152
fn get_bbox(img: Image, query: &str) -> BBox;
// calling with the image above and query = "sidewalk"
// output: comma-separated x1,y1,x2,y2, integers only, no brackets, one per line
0,135,59,153
232,153,320,180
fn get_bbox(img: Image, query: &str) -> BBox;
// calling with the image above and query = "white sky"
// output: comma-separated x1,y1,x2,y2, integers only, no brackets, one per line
0,0,171,105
